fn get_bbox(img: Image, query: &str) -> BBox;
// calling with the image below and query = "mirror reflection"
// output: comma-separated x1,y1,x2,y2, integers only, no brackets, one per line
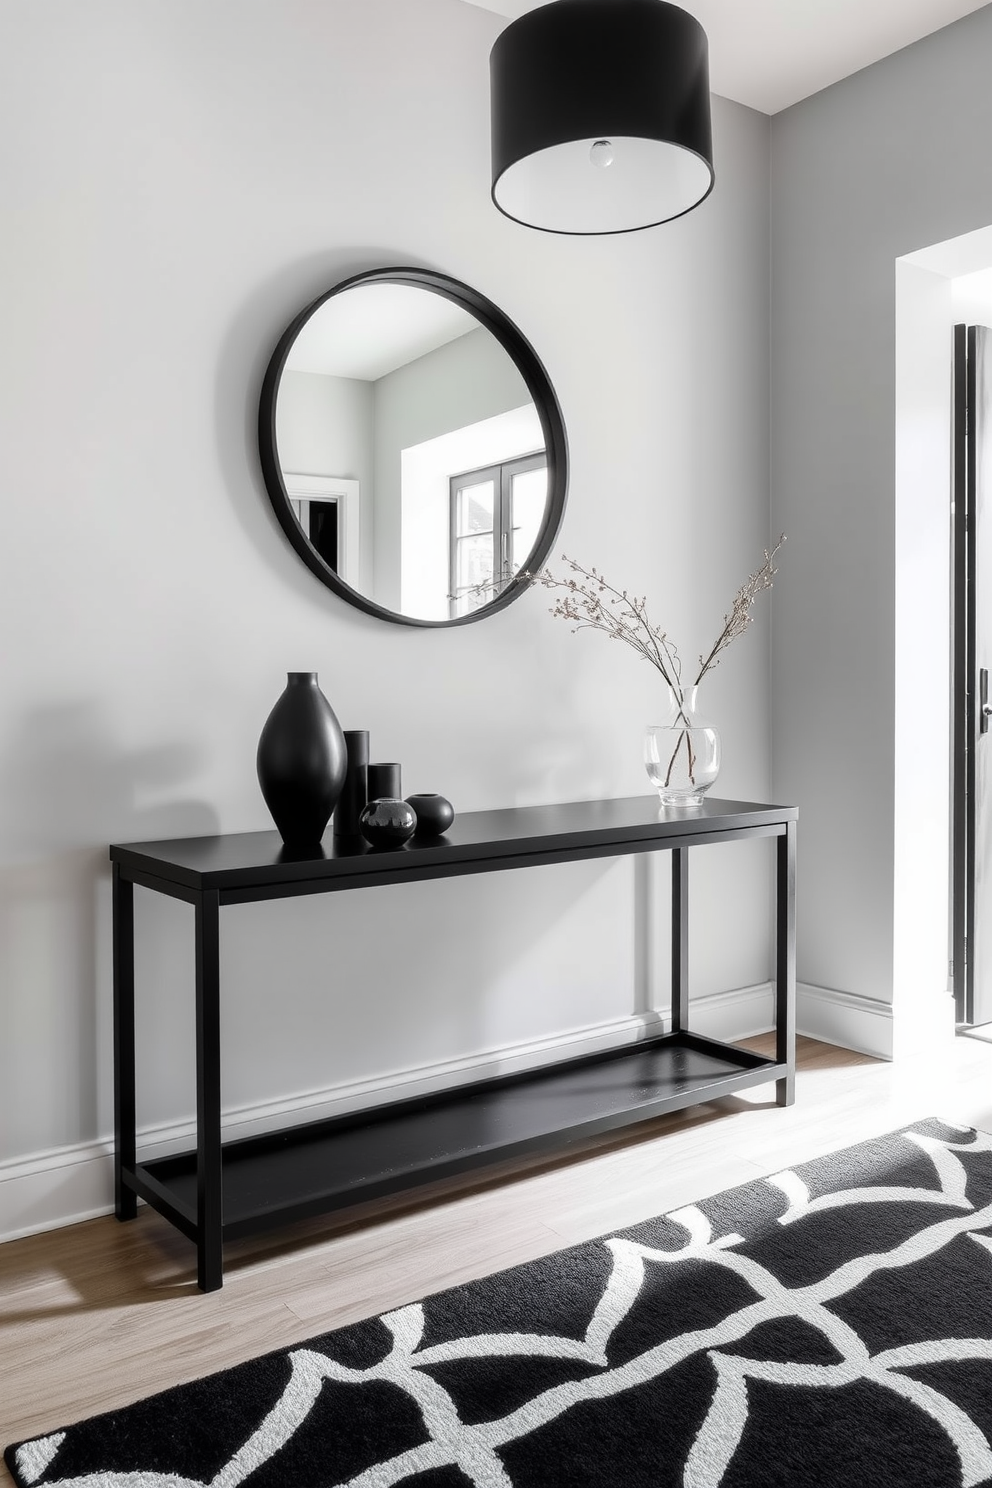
272,281,550,623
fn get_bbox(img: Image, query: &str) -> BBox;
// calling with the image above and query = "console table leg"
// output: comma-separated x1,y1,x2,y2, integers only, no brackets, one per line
671,848,689,1034
775,821,797,1107
113,865,137,1221
195,889,223,1291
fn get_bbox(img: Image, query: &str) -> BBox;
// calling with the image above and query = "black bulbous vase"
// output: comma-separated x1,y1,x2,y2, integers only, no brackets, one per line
359,798,417,848
406,793,455,836
256,673,347,849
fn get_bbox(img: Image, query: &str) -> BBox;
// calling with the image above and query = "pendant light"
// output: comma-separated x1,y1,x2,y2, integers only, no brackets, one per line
490,0,714,235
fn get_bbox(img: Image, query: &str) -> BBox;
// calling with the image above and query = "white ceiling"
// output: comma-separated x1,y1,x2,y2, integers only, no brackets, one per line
285,286,477,381
463,0,989,114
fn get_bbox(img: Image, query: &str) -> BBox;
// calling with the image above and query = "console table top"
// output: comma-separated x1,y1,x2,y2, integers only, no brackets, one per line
110,795,797,894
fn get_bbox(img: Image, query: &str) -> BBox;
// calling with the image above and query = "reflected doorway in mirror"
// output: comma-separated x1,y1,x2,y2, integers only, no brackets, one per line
283,473,360,589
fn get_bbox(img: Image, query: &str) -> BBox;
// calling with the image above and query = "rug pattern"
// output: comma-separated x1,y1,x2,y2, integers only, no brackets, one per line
8,1118,992,1487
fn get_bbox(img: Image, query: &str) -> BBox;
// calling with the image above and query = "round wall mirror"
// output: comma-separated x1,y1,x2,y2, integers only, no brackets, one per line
258,267,568,626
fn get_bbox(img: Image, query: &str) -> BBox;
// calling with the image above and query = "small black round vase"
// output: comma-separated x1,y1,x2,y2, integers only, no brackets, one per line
406,793,455,836
359,797,417,848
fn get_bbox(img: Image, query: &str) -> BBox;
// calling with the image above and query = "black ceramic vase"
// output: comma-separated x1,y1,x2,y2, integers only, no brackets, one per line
335,729,369,838
359,798,417,848
368,762,402,800
406,793,455,836
256,673,347,848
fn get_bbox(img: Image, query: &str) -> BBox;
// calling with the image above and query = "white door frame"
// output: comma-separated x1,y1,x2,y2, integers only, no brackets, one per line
283,472,360,588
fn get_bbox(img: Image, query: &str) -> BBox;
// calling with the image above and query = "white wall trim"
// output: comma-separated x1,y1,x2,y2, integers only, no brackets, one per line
0,1139,117,1245
688,980,776,1041
0,981,780,1244
797,982,894,1059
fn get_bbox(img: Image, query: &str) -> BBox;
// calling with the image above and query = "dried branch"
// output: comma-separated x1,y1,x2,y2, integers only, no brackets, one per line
529,536,785,702
692,535,785,686
528,557,684,692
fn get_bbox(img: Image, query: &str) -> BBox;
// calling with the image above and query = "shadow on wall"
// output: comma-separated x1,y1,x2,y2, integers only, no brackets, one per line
0,700,218,1161
216,851,631,1121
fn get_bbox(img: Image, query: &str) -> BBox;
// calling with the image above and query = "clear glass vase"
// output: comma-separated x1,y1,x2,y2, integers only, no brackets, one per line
645,686,721,807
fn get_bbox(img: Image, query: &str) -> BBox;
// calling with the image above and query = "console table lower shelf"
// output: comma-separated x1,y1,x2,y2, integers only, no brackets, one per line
128,1030,785,1245
111,795,796,1290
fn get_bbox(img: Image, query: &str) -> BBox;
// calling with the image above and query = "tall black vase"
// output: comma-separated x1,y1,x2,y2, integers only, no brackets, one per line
334,729,369,839
256,673,347,848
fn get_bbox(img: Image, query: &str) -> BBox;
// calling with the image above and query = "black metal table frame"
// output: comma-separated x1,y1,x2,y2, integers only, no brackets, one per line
112,797,796,1291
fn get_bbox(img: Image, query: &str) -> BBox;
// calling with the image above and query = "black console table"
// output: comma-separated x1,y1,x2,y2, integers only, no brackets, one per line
111,796,796,1291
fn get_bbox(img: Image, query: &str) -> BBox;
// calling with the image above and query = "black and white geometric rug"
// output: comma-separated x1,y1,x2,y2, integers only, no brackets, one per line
9,1117,992,1488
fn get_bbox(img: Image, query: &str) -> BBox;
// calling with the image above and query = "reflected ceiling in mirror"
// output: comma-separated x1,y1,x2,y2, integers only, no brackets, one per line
258,268,568,626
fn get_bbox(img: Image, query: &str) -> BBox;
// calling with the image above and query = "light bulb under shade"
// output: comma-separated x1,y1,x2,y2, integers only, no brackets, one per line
496,136,712,236
490,0,714,236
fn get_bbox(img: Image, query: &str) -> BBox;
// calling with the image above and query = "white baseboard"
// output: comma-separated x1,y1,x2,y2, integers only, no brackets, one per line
796,981,894,1059
689,980,775,1042
0,1139,117,1245
0,981,779,1245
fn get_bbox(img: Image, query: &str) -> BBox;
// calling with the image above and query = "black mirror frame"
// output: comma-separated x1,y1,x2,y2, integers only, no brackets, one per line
258,266,569,627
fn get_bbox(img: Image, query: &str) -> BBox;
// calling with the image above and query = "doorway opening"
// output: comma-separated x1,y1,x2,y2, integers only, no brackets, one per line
897,226,992,1049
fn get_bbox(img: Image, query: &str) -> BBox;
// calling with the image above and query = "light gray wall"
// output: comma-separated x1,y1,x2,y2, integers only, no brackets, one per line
276,370,374,484
0,0,772,1235
770,6,992,1047
276,370,376,592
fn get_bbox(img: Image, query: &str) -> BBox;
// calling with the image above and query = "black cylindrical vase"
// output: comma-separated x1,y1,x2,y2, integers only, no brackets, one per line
256,673,347,848
368,761,401,800
335,730,369,838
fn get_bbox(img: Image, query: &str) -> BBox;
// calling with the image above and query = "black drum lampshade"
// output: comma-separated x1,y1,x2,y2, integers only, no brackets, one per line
490,0,714,235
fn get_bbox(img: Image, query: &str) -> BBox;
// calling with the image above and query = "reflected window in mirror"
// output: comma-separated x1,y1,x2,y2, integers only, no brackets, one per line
449,452,547,619
258,269,567,627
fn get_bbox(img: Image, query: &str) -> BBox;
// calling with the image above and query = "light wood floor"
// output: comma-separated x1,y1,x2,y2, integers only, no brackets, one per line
5,1030,992,1476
